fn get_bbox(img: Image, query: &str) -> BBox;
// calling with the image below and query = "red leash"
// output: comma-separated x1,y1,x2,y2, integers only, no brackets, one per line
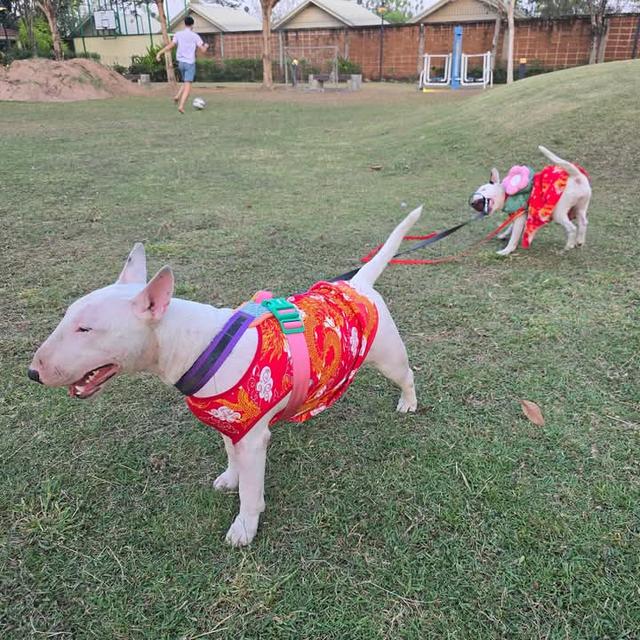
360,212,524,266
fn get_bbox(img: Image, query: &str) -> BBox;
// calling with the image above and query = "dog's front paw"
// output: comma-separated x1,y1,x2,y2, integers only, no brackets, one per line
213,469,239,491
225,514,259,547
496,248,513,257
397,393,417,413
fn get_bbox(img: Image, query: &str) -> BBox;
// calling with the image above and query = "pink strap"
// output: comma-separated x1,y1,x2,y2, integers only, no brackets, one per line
253,290,273,303
279,331,310,421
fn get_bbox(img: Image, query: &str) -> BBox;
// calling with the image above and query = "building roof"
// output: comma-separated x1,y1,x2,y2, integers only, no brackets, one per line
411,0,525,23
169,2,261,32
274,0,383,29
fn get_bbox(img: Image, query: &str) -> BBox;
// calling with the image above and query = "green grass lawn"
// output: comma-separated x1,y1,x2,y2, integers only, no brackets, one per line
1,62,639,639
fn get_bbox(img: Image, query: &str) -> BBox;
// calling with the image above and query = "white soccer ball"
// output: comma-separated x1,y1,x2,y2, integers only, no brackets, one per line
192,97,206,110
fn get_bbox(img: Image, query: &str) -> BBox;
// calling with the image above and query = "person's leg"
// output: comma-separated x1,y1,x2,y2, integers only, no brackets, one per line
178,63,195,113
178,82,191,113
175,62,185,102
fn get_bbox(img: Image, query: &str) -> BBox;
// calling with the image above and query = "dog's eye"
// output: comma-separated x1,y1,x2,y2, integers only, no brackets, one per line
77,326,92,333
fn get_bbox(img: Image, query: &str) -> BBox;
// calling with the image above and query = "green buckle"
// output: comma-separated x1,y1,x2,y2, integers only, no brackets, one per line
262,297,305,335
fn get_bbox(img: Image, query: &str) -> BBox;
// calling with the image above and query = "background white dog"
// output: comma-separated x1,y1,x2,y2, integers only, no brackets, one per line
28,208,422,546
470,146,592,256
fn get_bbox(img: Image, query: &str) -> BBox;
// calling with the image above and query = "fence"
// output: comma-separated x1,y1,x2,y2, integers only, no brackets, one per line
73,12,640,79
213,13,640,81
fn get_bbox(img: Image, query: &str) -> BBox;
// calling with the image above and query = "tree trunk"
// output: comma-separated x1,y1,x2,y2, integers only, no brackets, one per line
261,0,274,88
491,16,501,71
589,0,608,64
506,0,515,84
36,0,63,60
155,0,176,84
417,22,425,77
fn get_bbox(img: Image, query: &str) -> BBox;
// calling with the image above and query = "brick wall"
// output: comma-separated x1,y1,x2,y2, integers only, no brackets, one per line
507,17,594,68
605,14,640,61
211,13,640,81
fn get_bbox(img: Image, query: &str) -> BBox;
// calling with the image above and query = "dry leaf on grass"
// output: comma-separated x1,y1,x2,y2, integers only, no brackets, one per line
521,400,545,426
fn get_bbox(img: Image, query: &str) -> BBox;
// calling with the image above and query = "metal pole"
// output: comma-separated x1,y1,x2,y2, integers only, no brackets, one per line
120,0,128,35
377,3,386,81
451,25,463,89
379,17,384,80
147,1,154,46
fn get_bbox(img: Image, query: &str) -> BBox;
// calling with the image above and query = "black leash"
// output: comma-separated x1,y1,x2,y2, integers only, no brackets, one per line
330,210,488,282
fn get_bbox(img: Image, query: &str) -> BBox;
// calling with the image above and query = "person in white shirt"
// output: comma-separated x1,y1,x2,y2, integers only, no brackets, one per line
156,16,208,113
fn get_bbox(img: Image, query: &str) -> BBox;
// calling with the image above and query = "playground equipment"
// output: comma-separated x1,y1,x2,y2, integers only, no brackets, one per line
418,25,493,91
460,52,493,88
418,53,452,87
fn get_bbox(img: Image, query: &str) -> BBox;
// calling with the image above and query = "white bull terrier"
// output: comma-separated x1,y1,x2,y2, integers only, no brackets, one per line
29,208,421,546
470,146,592,256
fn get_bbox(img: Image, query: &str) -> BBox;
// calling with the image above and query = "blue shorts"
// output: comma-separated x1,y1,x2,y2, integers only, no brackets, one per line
178,61,196,82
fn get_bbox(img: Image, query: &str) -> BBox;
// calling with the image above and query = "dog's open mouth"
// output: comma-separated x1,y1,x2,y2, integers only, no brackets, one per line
68,364,119,399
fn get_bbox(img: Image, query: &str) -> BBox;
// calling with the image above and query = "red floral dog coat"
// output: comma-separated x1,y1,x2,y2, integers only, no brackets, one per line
506,164,590,248
186,281,379,443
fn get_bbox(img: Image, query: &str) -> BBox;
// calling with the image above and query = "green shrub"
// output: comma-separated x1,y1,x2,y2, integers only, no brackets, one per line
0,46,33,65
493,60,553,84
72,51,101,61
337,56,361,75
18,16,52,57
130,45,167,81
126,55,268,83
190,58,263,82
217,57,262,82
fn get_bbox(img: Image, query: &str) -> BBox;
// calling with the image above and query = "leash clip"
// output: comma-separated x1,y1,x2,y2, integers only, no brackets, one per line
262,298,305,335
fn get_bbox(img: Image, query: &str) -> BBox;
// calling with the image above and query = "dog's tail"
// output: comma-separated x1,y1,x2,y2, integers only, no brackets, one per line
538,145,583,179
351,206,422,287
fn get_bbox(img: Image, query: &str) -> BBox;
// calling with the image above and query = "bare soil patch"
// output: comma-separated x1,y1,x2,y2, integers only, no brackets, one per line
0,58,145,102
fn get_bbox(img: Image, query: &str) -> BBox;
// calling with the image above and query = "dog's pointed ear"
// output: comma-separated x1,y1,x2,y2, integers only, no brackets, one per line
132,266,174,321
489,168,500,185
117,243,147,285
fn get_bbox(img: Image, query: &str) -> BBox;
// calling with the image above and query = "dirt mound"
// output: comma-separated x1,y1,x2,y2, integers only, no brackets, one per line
0,58,145,102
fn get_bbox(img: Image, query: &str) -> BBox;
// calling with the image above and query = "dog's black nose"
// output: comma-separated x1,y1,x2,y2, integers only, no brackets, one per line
27,368,42,384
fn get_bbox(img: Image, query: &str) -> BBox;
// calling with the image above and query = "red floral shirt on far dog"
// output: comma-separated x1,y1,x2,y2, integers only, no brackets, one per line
186,281,379,443
502,164,590,247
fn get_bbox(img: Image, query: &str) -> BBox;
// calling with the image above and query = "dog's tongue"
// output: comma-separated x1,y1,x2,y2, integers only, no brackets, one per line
69,364,118,399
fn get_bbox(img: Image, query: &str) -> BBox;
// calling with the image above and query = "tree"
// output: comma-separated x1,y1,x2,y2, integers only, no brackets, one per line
153,0,176,84
35,0,63,59
14,0,78,60
506,0,516,83
364,0,415,24
18,13,50,53
588,0,610,63
491,1,517,83
260,0,279,88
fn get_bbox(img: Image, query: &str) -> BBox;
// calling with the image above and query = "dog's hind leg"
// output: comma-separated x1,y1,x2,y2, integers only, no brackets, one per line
362,297,417,413
213,435,239,491
574,201,589,247
553,201,578,250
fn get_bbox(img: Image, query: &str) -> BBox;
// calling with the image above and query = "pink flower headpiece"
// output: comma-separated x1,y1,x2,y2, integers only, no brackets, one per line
502,165,532,195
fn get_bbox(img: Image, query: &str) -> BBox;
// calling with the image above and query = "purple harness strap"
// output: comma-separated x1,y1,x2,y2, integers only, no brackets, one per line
175,311,254,397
